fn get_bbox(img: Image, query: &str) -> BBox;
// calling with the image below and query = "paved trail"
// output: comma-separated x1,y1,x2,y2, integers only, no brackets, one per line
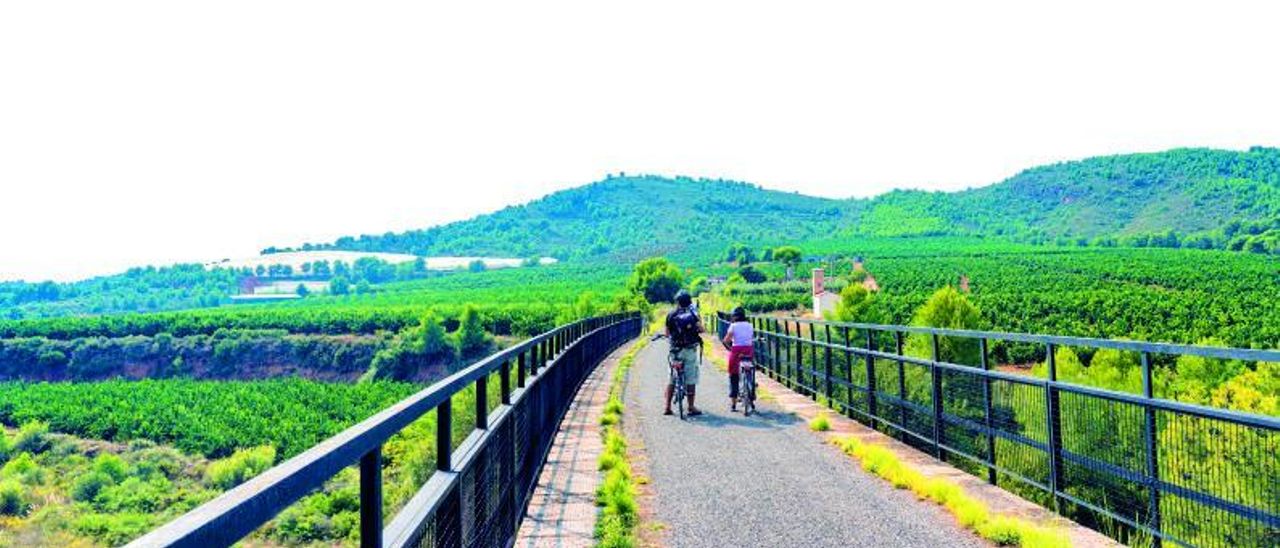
626,340,984,548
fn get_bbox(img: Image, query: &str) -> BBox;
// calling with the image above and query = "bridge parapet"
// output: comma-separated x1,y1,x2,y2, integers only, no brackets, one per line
129,312,642,548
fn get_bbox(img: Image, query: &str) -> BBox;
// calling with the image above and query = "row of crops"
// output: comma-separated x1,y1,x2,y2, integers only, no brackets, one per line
727,241,1280,350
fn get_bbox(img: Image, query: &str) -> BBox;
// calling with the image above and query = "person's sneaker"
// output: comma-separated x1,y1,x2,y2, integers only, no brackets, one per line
731,404,737,412
663,408,674,416
688,409,704,417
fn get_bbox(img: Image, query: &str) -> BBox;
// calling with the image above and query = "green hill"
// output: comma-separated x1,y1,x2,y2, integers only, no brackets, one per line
321,147,1280,257
325,176,855,261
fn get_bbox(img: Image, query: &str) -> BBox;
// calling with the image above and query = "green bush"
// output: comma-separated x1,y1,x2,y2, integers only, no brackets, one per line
93,453,129,482
1,452,42,484
0,480,28,516
12,421,50,454
205,445,276,490
455,304,492,358
0,430,10,464
72,470,115,502
72,512,154,546
95,476,176,513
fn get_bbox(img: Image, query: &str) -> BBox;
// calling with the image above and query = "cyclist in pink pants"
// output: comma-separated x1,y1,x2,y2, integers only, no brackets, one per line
721,307,755,411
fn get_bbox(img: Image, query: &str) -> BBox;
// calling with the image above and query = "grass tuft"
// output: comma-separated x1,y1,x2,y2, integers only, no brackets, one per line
809,412,831,432
832,435,1069,547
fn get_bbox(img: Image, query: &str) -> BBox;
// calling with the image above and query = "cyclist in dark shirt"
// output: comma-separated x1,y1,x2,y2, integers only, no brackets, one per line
665,290,704,416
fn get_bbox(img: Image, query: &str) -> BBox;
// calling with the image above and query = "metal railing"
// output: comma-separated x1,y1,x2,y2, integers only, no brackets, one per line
716,313,1280,548
130,312,642,548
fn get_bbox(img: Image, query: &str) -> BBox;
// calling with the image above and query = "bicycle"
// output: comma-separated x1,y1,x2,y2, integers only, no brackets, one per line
668,351,688,420
738,355,757,416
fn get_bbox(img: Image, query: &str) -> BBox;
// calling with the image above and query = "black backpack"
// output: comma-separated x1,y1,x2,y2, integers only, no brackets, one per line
669,307,701,348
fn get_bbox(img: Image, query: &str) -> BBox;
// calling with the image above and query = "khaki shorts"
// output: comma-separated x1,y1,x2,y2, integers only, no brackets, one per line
670,346,700,386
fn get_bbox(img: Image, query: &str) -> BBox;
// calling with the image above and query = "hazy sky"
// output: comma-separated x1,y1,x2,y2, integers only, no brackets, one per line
3,1,1279,282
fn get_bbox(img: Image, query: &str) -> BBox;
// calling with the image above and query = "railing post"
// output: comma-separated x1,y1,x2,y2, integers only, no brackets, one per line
501,359,512,405
359,446,382,548
437,398,453,471
782,321,793,389
517,351,527,388
896,331,907,438
824,324,833,406
768,316,778,381
1141,351,1163,547
1044,343,1063,513
844,326,853,417
808,322,820,398
930,333,944,459
476,374,489,429
865,329,878,421
980,338,997,485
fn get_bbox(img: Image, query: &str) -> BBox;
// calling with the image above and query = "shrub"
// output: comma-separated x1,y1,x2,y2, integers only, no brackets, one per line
72,511,153,546
419,312,454,361
95,476,175,513
12,421,50,454
0,430,10,464
455,304,492,358
72,470,114,502
93,453,129,482
1,452,42,484
0,480,28,515
205,445,276,490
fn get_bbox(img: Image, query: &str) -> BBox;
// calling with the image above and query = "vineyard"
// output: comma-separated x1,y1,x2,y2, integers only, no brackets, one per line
0,378,499,546
720,238,1280,352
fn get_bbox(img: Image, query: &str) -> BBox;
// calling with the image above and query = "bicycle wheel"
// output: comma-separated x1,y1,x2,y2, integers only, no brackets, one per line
676,380,686,420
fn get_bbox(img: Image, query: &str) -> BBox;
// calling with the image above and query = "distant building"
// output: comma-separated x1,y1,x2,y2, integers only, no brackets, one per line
812,268,840,317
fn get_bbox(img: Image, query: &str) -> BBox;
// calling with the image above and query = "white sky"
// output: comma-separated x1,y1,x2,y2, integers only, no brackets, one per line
2,1,1279,282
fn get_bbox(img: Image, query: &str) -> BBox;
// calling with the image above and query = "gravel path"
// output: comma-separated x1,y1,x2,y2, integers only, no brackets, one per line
626,341,985,548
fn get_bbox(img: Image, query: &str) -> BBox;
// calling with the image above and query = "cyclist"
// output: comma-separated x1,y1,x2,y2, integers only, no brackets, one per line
721,306,755,411
665,290,704,416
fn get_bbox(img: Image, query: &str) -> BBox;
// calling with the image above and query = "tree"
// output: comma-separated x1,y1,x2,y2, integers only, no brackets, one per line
737,265,767,283
419,312,454,361
627,257,685,304
455,304,492,358
772,246,802,267
906,286,982,366
772,246,802,279
295,284,309,297
468,260,486,273
834,284,877,323
329,276,350,296
725,243,755,265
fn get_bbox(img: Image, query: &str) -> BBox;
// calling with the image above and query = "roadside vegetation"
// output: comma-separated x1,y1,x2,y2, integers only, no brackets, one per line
593,322,655,547
832,435,1069,548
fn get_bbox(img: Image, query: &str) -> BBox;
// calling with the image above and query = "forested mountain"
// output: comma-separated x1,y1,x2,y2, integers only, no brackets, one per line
325,176,855,260
322,147,1280,258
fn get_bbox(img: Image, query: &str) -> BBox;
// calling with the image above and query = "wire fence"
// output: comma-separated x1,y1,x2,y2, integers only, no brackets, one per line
715,312,1280,548
128,312,642,548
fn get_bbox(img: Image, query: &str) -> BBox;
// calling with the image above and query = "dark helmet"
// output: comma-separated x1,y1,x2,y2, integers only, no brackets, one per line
732,306,747,322
674,290,692,307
